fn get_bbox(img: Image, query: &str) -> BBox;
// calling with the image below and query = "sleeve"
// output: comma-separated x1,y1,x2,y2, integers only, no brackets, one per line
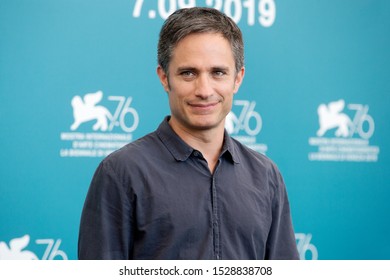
78,160,133,259
265,163,299,260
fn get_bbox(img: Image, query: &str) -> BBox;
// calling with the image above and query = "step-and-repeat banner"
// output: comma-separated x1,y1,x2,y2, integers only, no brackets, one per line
1,0,389,260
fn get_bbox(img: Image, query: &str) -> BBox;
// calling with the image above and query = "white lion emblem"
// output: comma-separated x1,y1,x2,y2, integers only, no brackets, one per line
70,90,111,131
0,235,38,260
317,99,351,137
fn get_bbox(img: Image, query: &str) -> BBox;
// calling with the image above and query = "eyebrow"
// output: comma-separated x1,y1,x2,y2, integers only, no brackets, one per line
176,66,197,73
176,66,230,73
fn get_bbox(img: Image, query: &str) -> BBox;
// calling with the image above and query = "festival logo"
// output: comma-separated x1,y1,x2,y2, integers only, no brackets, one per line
60,90,139,158
70,91,111,132
316,99,351,138
0,235,68,260
226,100,267,154
309,99,379,162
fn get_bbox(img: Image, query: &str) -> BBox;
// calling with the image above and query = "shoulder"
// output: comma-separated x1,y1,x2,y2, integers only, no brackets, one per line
99,131,160,174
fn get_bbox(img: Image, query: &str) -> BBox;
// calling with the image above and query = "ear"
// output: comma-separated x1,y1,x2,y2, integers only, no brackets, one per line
233,67,245,94
157,65,170,92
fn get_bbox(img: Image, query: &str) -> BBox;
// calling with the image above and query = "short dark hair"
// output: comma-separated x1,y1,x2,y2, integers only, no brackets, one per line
157,7,244,74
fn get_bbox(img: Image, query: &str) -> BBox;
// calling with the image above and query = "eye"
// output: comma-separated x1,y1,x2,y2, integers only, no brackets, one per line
180,71,195,78
213,70,227,77
212,67,228,78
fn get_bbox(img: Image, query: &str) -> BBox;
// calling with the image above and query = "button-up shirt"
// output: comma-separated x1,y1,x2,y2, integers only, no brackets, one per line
78,116,299,259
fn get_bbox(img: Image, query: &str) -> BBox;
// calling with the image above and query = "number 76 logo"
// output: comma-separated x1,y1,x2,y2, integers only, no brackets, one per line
225,100,262,136
295,233,318,260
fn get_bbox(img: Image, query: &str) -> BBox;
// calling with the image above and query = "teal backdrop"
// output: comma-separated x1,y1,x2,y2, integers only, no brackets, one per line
1,0,389,260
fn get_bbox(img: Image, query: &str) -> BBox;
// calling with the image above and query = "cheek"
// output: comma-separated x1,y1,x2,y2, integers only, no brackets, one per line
224,95,234,110
167,88,187,113
169,79,191,95
168,92,180,109
220,84,236,102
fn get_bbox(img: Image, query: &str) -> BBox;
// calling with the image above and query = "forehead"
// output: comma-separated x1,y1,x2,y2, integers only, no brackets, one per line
170,32,235,66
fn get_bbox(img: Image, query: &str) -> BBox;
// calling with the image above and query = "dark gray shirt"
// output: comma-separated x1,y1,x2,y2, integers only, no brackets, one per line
78,116,299,260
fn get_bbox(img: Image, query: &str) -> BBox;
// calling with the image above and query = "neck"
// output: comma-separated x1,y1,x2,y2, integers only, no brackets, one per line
168,118,225,173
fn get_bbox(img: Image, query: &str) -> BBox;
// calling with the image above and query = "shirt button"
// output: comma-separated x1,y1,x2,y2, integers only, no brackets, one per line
193,151,201,157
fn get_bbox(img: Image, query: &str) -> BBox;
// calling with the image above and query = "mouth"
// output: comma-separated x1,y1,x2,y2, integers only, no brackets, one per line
188,101,220,113
190,102,218,108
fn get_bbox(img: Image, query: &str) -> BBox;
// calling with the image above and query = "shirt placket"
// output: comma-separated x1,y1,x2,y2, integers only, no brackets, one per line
211,161,221,260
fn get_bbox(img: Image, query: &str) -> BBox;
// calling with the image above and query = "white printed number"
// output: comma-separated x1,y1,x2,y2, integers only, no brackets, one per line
229,100,262,136
108,96,139,133
36,239,68,260
295,233,318,260
132,0,276,27
347,104,374,139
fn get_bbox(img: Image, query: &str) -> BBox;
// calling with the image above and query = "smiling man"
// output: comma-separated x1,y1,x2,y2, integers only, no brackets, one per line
78,7,299,260
157,31,244,173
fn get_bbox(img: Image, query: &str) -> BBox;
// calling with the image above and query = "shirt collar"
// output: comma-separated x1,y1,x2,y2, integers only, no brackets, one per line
221,130,241,164
156,116,240,164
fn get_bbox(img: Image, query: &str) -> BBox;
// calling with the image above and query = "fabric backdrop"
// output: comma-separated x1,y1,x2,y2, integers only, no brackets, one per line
1,0,389,260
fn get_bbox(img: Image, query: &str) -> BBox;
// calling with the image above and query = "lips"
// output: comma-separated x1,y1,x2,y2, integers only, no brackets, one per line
189,102,219,108
188,101,220,113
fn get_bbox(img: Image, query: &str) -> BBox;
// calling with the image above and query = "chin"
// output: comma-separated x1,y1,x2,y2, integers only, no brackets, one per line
189,117,223,131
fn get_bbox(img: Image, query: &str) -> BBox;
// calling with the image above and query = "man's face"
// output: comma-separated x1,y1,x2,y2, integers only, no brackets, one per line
157,33,245,133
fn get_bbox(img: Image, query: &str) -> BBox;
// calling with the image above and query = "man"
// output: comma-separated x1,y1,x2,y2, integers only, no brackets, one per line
78,7,299,260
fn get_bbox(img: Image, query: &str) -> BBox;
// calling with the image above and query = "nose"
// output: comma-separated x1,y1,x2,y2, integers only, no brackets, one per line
195,74,213,99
